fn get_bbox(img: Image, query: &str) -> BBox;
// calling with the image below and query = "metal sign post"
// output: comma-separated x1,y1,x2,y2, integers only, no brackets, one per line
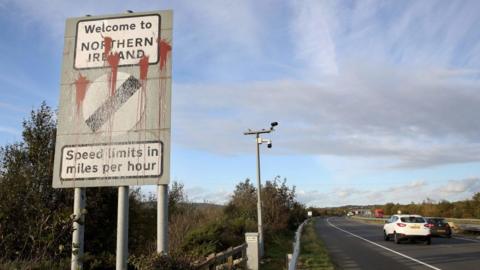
116,186,129,270
157,184,168,254
71,188,86,270
53,10,173,269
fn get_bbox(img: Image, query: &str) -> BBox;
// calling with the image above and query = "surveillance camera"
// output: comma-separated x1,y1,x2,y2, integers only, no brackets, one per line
267,143,272,148
271,122,278,127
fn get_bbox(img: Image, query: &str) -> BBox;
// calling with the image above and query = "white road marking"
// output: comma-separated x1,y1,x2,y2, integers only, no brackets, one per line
326,217,441,270
453,236,480,243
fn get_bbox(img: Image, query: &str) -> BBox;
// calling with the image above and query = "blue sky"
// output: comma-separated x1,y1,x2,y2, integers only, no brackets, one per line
1,0,480,206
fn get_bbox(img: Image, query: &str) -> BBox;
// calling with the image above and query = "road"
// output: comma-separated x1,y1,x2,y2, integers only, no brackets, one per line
314,217,480,270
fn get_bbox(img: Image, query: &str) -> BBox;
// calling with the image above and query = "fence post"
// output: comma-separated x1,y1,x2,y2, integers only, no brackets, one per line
210,253,216,270
227,247,234,269
286,254,292,269
242,244,247,269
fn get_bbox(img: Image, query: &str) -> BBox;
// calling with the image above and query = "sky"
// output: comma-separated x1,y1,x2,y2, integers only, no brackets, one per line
1,0,480,207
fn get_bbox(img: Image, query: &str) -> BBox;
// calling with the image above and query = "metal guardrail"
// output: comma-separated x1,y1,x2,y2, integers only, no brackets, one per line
194,243,247,270
445,218,480,225
288,219,308,270
457,224,480,232
350,216,386,222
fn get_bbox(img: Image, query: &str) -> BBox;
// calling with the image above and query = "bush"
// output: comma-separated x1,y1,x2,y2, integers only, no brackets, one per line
129,253,195,270
181,221,225,258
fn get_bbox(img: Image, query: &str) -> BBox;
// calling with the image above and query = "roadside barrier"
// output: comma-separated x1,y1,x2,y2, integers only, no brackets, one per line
193,243,247,270
287,219,308,270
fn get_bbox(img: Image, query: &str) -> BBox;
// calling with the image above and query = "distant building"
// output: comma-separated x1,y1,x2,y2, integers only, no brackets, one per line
351,208,372,216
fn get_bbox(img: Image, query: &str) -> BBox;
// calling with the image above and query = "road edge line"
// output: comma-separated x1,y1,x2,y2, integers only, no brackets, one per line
326,217,441,270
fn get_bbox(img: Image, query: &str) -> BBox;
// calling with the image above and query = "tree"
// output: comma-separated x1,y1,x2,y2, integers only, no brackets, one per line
473,193,480,218
225,179,257,220
0,102,72,260
0,103,121,266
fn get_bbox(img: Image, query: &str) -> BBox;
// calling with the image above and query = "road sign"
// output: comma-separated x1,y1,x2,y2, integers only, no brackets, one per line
75,15,160,69
53,10,172,188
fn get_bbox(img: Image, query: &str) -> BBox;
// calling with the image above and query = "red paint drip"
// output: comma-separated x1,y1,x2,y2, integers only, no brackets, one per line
107,53,120,96
74,74,90,111
103,36,119,96
158,39,171,71
104,37,113,57
137,55,150,130
139,55,150,81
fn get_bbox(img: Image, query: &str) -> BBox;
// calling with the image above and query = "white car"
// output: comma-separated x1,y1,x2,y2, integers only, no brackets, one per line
383,214,431,245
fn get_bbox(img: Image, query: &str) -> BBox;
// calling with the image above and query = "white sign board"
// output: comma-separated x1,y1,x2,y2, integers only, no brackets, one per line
60,141,162,180
53,10,172,188
308,211,313,217
75,15,160,69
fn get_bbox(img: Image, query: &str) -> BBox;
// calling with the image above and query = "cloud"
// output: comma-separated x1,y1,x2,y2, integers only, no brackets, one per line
173,62,480,168
299,178,479,207
435,178,480,196
290,0,338,77
296,189,323,205
186,186,232,204
335,188,367,199
365,180,428,203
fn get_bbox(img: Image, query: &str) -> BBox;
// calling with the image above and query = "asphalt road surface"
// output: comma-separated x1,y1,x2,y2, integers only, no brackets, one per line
314,217,480,270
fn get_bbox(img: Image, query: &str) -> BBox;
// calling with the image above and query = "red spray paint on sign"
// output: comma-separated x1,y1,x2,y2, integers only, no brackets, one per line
137,55,150,128
74,74,90,112
156,39,171,131
104,36,120,97
158,39,171,72
104,36,113,58
139,55,149,82
107,53,120,96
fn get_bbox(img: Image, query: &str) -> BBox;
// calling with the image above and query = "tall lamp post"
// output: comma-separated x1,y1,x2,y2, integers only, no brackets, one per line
244,122,278,258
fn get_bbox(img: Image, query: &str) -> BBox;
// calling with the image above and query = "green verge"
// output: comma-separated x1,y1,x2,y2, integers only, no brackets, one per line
261,230,293,270
297,219,335,270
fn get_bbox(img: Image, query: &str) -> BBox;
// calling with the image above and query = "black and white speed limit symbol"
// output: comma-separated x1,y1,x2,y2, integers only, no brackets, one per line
82,72,144,135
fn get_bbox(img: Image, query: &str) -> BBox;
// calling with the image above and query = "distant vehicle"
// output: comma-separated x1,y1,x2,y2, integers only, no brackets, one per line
347,212,354,217
383,214,431,245
425,217,452,238
374,209,384,218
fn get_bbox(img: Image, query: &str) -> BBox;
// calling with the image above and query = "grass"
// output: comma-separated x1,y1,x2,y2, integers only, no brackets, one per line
261,230,293,270
297,219,335,270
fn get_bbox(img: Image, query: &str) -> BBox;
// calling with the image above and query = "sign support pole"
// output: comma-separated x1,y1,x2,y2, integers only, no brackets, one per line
116,186,129,270
71,187,86,270
157,184,168,254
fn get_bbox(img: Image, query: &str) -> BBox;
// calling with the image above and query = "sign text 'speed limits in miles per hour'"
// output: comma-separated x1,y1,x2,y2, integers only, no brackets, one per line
60,141,162,180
